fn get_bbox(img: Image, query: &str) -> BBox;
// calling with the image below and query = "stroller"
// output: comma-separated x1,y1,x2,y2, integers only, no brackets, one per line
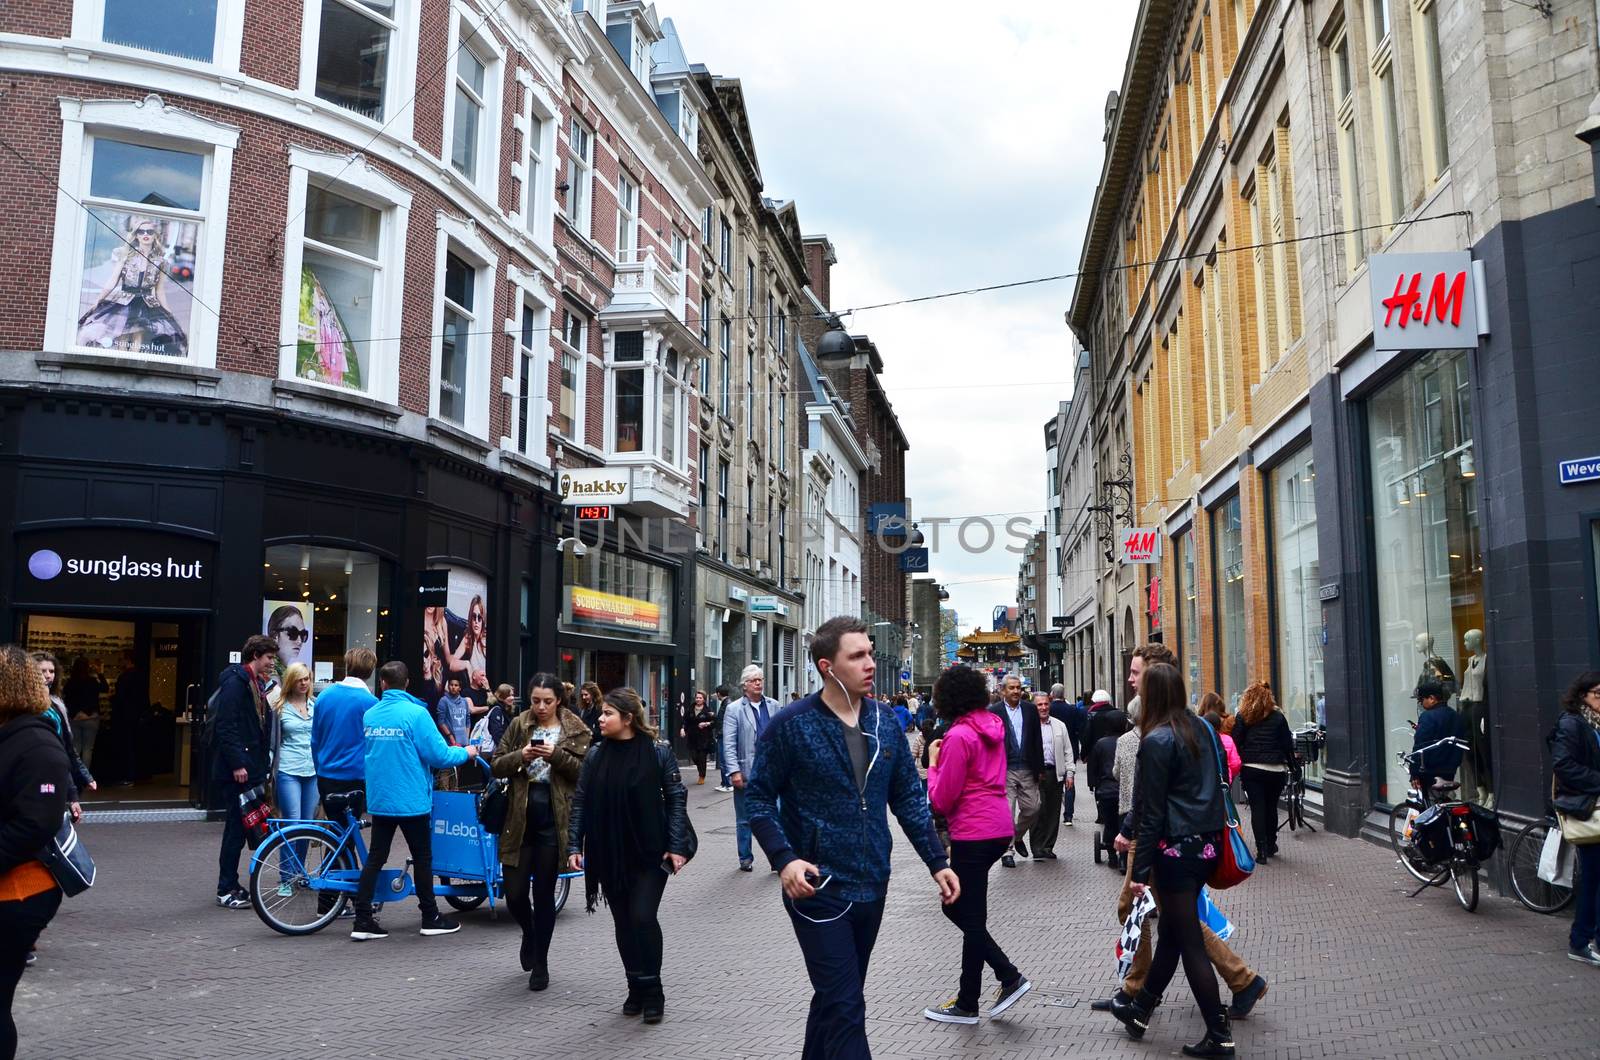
1087,732,1125,871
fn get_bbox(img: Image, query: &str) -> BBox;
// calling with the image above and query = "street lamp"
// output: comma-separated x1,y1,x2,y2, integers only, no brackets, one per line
814,314,856,364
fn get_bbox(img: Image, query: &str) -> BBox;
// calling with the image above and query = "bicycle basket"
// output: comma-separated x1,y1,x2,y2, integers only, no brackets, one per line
1468,804,1501,860
1409,806,1452,863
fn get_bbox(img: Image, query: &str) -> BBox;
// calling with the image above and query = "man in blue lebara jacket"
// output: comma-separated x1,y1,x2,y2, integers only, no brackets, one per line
350,660,477,942
747,615,959,1060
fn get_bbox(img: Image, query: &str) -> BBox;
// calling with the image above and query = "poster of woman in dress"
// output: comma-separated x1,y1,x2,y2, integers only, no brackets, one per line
421,568,489,707
76,212,196,357
296,265,363,389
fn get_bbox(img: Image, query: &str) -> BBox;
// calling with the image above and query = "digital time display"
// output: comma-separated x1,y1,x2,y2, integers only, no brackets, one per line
574,505,613,520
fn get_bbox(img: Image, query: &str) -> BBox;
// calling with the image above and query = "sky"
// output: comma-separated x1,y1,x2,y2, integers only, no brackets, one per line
664,0,1140,632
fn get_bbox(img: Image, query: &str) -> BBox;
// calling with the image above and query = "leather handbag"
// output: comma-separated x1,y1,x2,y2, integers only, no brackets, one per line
1201,722,1255,890
476,777,511,835
38,812,96,897
1553,780,1600,846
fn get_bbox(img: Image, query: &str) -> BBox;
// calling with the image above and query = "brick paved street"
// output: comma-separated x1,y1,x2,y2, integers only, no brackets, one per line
15,772,1600,1060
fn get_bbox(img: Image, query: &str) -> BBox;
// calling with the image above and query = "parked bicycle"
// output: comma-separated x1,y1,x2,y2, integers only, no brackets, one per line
1386,736,1499,912
1506,814,1576,914
1281,725,1325,834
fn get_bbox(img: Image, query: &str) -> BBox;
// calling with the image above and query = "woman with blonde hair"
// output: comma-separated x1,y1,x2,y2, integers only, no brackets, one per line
0,644,73,1058
1233,682,1294,862
77,216,188,356
273,663,319,896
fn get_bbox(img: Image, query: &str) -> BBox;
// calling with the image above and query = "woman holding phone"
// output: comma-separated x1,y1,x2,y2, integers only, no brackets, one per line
492,673,592,991
566,688,691,1024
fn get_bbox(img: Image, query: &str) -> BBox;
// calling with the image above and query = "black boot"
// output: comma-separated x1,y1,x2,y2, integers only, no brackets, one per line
1182,1010,1236,1057
622,976,644,1016
527,963,549,991
1110,988,1160,1041
639,976,664,1024
1090,988,1129,1013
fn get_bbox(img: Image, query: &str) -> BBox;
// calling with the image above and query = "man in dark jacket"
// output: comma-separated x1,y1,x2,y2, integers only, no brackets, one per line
1410,680,1463,790
991,675,1045,866
748,616,957,1060
211,635,277,909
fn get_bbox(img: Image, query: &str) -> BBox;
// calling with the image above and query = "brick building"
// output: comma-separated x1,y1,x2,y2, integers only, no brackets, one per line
0,0,713,802
1069,0,1600,836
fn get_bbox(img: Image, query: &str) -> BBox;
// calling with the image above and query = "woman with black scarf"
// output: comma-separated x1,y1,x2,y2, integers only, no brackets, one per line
566,687,692,1024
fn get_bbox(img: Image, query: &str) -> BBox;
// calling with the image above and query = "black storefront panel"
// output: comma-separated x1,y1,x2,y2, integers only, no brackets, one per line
14,526,216,611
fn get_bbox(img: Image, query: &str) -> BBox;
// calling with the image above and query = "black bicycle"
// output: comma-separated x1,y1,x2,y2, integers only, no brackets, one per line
1280,725,1325,834
1386,737,1496,912
1506,814,1576,915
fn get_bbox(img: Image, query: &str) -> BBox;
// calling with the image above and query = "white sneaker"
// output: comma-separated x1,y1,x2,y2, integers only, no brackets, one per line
923,998,979,1025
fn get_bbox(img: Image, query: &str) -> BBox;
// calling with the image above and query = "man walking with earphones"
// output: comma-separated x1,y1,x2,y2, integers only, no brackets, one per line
747,615,960,1059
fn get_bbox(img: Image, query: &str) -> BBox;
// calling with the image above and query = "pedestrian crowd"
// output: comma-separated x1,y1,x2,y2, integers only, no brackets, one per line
6,623,1600,1060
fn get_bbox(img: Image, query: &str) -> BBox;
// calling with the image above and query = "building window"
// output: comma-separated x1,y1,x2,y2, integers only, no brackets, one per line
101,0,219,61
751,616,765,664
1175,528,1201,698
766,292,776,338
777,390,786,470
522,102,556,244
718,316,732,418
1368,350,1483,802
73,138,207,362
1212,493,1246,708
698,292,711,347
1270,445,1323,781
315,0,395,119
719,213,732,272
437,251,474,425
717,459,729,562
513,302,550,457
745,475,755,562
778,505,787,584
1410,0,1448,183
704,605,723,690
615,173,638,260
612,331,645,453
660,348,681,467
701,205,713,246
746,259,756,312
778,307,788,352
565,118,593,236
1329,26,1366,271
295,183,383,391
555,305,585,439
1249,124,1302,372
698,442,709,525
1200,253,1232,433
746,342,756,439
671,230,687,268
1367,0,1407,225
449,40,488,182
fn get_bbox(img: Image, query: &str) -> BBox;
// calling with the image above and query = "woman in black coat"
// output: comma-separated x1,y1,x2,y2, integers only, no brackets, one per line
1552,671,1600,967
678,689,717,785
1233,682,1294,861
567,687,692,1024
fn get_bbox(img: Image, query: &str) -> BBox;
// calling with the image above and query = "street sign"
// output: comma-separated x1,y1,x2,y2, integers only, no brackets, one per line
1119,528,1161,564
558,467,633,505
1558,455,1600,486
750,595,787,616
1051,616,1069,628
868,502,908,537
900,669,911,681
573,504,613,520
899,547,930,572
1369,252,1482,350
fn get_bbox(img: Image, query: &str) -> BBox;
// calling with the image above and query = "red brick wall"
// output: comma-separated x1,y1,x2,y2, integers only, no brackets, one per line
0,0,69,38
413,0,450,161
240,0,301,89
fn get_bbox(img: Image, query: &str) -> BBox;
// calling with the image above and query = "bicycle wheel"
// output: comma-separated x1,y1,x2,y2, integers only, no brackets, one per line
441,877,487,912
1507,821,1575,914
1388,804,1434,883
250,828,351,935
1451,859,1479,912
553,874,571,915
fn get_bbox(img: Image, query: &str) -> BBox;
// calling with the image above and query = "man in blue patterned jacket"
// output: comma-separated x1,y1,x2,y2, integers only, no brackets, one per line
747,615,959,1059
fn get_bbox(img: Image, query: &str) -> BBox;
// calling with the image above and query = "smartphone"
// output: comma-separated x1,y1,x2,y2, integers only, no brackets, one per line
530,737,546,747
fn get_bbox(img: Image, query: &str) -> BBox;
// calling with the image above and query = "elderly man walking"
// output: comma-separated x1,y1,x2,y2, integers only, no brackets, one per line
990,675,1044,867
721,664,780,872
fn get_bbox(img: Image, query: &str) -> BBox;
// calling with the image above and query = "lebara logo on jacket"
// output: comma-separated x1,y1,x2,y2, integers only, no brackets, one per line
27,550,63,580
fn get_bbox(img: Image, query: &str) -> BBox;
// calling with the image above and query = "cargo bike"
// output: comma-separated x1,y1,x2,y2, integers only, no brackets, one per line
248,759,578,935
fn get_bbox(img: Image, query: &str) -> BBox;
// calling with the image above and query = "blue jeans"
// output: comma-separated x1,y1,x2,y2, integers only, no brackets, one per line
275,774,320,885
784,888,885,1060
733,785,753,862
1573,842,1600,953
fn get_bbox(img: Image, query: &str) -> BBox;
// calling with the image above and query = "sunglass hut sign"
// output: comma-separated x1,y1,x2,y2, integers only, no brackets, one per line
16,530,214,608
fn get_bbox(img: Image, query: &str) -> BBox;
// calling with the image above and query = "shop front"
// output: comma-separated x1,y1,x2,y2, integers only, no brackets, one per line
558,545,680,735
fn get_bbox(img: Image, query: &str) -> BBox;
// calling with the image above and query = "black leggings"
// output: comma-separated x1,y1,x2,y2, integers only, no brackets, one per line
941,837,1020,1009
1241,767,1286,855
609,865,669,980
2,889,62,1060
356,814,435,918
504,785,561,971
691,745,708,780
1143,858,1222,1019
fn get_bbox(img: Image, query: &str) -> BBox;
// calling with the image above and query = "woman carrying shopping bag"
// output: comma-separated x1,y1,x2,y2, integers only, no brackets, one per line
1552,671,1600,967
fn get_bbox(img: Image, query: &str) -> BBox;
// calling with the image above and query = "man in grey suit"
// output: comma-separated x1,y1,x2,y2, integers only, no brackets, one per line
722,664,779,871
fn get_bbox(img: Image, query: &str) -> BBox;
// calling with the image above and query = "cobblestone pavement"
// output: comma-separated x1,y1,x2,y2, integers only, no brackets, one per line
16,769,1600,1059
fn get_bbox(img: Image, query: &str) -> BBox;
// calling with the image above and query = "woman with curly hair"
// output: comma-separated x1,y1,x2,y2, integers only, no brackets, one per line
1551,671,1600,967
1233,682,1293,861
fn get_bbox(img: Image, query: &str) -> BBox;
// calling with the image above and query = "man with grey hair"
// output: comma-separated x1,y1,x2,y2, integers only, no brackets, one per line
722,663,779,871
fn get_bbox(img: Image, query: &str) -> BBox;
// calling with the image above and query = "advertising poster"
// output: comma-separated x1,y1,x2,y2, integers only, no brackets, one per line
296,264,364,390
263,600,315,677
76,210,197,358
422,567,489,707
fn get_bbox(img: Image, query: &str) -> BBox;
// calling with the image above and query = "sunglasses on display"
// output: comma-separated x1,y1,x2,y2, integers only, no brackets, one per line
135,229,157,237
275,627,309,643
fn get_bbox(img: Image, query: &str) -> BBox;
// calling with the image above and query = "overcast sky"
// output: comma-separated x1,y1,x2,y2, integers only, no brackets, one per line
666,0,1139,634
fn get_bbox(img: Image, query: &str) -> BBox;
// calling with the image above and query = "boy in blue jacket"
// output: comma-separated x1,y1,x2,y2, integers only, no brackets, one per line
747,616,958,1059
1410,680,1463,790
351,660,476,941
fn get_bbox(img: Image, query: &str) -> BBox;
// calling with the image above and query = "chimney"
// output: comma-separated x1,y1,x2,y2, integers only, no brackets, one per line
802,235,837,310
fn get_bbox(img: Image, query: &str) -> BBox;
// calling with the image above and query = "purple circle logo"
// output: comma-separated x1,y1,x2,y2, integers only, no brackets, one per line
28,549,63,580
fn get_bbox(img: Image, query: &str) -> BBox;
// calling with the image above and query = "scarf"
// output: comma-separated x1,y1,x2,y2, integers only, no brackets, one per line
1581,704,1600,735
583,735,666,913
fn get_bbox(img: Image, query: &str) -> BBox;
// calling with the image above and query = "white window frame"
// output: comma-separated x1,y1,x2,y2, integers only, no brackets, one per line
295,0,419,135
45,95,240,369
554,303,589,443
439,3,503,203
429,211,498,438
502,266,554,466
1329,24,1366,272
615,172,639,260
74,0,246,73
565,117,595,239
513,71,558,259
276,146,413,404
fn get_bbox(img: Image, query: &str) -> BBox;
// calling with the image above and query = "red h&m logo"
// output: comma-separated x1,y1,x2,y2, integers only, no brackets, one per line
1121,529,1160,564
1381,269,1467,330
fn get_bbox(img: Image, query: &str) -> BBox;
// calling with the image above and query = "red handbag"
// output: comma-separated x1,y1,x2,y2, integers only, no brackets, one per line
1201,722,1255,890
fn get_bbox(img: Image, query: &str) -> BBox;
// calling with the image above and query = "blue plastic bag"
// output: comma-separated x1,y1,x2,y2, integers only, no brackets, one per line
1197,886,1234,941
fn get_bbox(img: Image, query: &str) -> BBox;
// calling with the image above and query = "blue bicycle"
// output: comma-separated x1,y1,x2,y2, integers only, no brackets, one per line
248,761,578,936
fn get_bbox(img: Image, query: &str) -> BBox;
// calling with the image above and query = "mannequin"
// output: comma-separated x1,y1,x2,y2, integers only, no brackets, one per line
1413,633,1457,699
1458,629,1492,807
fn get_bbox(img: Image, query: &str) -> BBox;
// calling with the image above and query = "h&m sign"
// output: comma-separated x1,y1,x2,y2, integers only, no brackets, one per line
1369,252,1487,351
1119,528,1161,565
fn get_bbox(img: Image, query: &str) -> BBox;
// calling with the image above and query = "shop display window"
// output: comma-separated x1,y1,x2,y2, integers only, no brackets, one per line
561,549,674,644
262,545,393,686
1270,446,1325,782
1175,529,1201,702
1212,494,1247,707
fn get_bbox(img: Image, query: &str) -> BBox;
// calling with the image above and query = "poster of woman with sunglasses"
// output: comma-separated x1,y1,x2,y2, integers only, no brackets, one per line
421,569,489,708
263,602,315,679
76,212,195,357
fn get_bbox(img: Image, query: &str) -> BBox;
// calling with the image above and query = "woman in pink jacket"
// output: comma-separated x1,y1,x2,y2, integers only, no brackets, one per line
922,666,1031,1026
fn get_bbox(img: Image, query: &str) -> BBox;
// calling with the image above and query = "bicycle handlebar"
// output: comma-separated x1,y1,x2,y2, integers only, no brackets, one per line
1396,736,1469,764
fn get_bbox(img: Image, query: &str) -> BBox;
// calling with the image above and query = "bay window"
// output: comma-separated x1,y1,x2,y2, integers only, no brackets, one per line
604,331,689,469
660,349,681,466
612,331,645,453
